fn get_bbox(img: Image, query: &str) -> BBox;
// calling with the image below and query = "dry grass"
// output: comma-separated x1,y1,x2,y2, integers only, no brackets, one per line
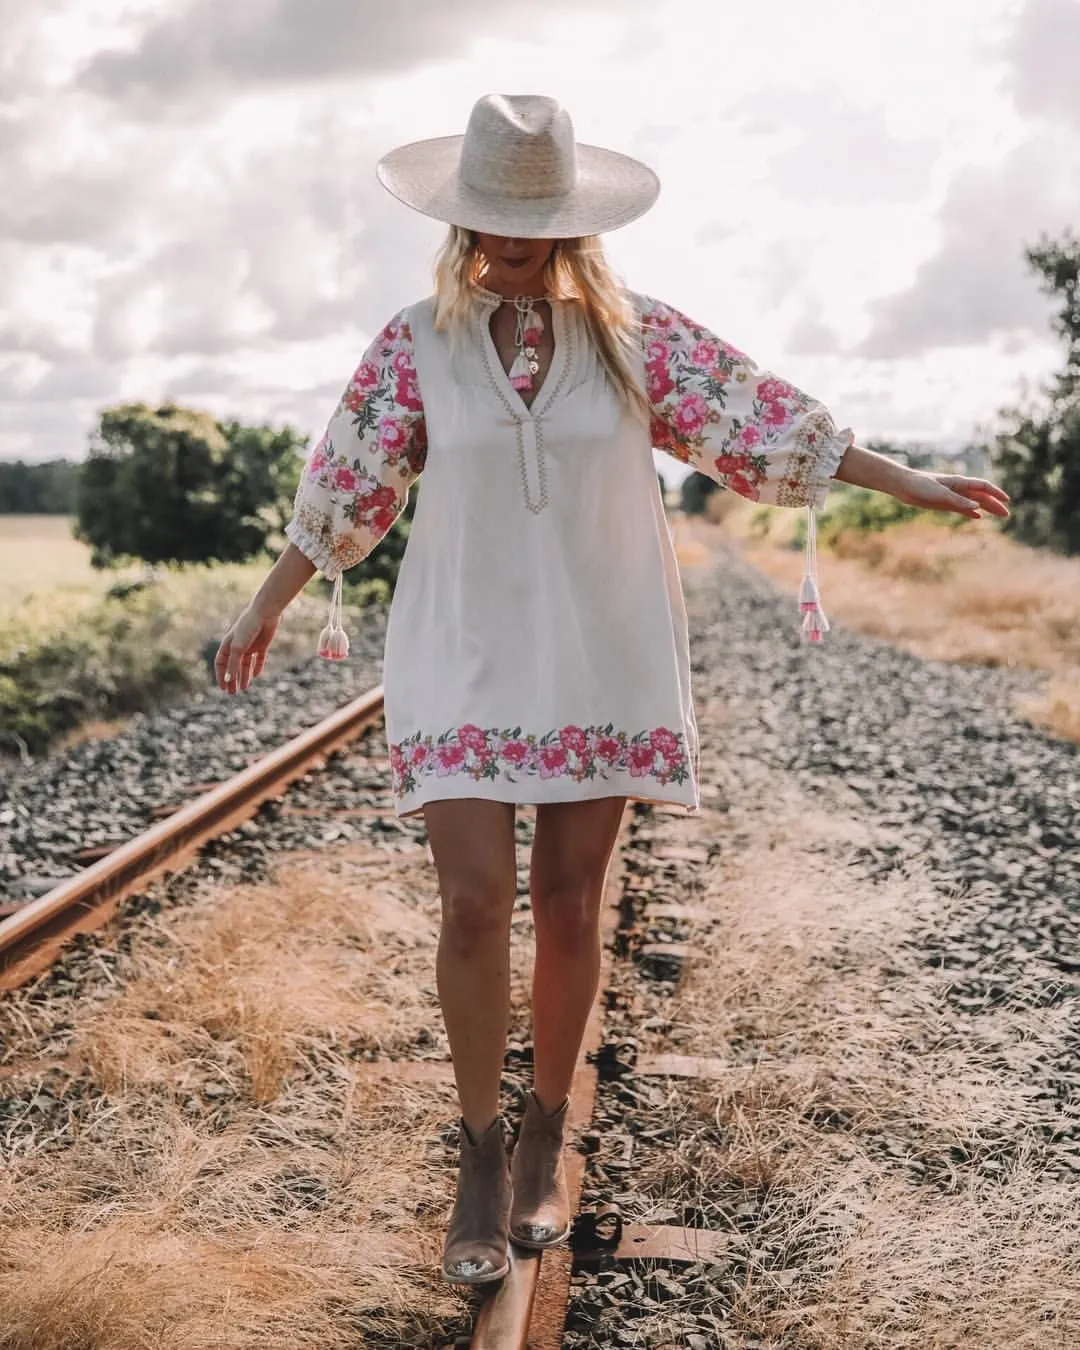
0,843,554,1347
639,799,1079,1347
700,504,1080,743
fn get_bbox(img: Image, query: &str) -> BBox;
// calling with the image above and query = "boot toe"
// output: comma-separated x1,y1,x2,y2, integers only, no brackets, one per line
443,1254,508,1284
510,1219,570,1248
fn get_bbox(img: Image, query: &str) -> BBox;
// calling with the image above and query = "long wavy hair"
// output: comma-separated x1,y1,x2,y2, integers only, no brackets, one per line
432,226,650,424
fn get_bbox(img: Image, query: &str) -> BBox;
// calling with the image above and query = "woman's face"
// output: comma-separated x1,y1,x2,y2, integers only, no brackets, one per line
475,233,556,291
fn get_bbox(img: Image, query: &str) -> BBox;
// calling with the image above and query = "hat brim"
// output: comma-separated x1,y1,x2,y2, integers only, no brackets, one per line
376,134,659,238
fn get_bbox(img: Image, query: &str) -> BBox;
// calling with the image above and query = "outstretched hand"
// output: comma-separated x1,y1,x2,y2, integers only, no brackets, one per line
893,471,1011,520
215,605,281,695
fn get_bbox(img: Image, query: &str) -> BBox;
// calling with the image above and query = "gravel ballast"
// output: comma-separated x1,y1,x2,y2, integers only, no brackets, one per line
1,541,1077,1347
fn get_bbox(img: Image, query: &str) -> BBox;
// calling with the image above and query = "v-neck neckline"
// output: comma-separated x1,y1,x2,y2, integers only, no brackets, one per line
477,299,568,421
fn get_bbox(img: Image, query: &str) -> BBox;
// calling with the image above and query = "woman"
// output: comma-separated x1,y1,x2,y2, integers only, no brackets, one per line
214,94,1009,1284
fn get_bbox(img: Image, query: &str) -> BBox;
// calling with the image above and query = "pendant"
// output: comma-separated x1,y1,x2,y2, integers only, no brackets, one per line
512,295,544,393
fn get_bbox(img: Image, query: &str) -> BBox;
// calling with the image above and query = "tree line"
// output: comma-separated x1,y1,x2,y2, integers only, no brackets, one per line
4,230,1077,567
0,460,79,513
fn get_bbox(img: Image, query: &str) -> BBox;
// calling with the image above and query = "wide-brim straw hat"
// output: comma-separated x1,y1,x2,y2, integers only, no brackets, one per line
376,93,659,238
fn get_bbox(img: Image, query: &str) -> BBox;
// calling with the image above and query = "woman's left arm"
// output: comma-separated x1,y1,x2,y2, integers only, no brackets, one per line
833,442,1010,520
639,293,1009,639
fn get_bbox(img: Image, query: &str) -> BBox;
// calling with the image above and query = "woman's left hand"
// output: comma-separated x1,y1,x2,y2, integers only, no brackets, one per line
892,469,1011,520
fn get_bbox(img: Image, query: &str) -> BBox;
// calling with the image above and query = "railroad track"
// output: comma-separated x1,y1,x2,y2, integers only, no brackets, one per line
0,683,727,1349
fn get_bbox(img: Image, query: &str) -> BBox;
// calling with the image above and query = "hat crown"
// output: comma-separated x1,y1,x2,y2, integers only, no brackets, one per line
459,94,578,203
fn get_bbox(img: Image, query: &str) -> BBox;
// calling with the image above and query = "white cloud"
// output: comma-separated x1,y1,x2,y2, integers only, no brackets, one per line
0,0,1071,464
1008,0,1080,127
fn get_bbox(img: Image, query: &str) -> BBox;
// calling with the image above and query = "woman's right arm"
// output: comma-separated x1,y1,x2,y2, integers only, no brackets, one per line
214,306,427,694
214,543,316,694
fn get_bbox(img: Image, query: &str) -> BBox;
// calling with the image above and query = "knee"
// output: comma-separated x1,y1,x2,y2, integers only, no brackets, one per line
531,878,601,948
440,878,511,958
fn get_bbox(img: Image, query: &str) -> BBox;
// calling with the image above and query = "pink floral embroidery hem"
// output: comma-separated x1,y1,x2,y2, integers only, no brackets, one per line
390,722,690,798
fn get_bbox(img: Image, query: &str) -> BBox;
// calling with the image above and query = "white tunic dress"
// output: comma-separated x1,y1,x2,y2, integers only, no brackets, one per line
285,288,852,817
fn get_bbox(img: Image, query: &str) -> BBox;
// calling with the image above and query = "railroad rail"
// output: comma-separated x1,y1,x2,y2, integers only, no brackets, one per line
0,685,385,991
0,684,720,1347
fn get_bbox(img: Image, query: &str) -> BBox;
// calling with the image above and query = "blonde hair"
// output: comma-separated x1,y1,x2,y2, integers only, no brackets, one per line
432,226,650,424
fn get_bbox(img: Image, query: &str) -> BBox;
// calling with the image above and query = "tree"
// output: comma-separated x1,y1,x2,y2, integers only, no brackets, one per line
75,404,305,566
991,231,1080,555
679,471,720,515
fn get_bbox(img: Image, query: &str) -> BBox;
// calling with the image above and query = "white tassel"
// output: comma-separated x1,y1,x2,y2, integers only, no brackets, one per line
799,504,829,643
317,573,350,661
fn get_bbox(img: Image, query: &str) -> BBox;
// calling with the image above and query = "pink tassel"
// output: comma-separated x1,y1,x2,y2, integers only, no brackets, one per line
799,574,822,614
799,504,830,643
509,350,533,391
317,574,350,660
801,608,829,644
318,626,349,660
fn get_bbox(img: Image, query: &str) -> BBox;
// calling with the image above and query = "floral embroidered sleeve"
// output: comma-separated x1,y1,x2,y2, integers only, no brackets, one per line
638,293,854,643
285,308,426,583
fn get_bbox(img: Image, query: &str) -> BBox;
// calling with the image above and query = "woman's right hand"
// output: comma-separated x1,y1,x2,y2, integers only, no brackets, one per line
214,604,281,694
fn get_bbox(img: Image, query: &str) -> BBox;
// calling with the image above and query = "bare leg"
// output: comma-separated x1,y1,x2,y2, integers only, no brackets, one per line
424,799,517,1139
529,797,625,1111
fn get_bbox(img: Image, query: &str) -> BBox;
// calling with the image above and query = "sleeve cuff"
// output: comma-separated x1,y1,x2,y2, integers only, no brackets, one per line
807,425,854,511
284,519,341,581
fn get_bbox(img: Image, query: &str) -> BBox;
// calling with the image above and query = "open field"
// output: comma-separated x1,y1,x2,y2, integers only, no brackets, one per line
0,517,346,757
0,516,104,606
674,498,1080,745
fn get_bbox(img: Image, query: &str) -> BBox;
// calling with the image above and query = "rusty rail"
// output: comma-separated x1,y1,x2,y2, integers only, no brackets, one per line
0,685,385,991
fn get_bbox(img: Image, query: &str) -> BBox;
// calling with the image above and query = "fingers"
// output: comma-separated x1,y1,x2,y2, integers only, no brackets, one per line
214,637,233,692
948,477,1011,514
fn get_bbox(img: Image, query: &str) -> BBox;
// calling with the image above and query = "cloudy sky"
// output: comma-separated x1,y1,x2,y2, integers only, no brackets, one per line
1,0,1077,466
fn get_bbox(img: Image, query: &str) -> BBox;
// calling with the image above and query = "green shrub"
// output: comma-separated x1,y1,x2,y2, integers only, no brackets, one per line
792,486,966,549
0,561,387,758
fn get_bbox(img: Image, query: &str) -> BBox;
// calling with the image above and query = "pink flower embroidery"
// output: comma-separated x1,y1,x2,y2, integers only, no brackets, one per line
672,393,708,438
646,340,669,365
649,727,681,759
714,452,750,475
629,743,656,778
594,735,621,764
353,361,380,391
334,466,358,492
390,721,690,795
763,401,791,428
738,425,762,449
691,338,720,367
435,744,466,776
728,472,760,500
646,361,675,403
459,723,489,753
756,376,798,405
395,372,423,413
309,445,329,475
501,739,530,767
379,418,407,451
537,745,568,779
559,725,589,755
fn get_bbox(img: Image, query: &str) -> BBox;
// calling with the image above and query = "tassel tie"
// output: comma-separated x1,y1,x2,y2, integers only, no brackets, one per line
799,504,830,644
507,295,544,392
318,573,350,661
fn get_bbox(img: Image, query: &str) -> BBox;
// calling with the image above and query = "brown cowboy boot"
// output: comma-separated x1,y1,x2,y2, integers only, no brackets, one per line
442,1115,512,1284
509,1090,571,1248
